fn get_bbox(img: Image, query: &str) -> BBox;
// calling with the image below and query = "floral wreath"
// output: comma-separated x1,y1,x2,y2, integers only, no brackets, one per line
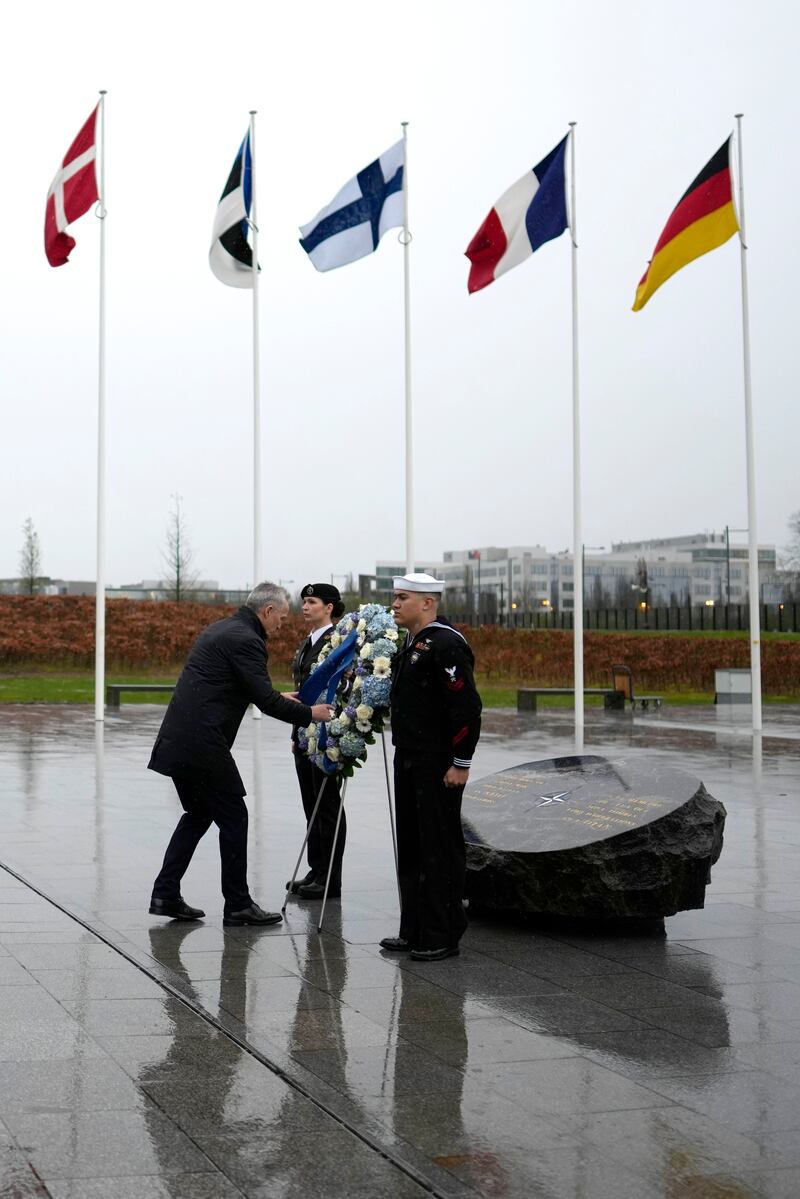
296,603,405,776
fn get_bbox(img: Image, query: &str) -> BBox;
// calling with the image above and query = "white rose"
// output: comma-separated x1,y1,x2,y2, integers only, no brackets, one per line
359,643,373,659
307,722,318,736
372,656,392,677
326,747,340,761
338,713,351,728
352,676,362,690
355,704,374,722
307,738,317,754
357,618,367,631
330,632,341,648
385,628,399,641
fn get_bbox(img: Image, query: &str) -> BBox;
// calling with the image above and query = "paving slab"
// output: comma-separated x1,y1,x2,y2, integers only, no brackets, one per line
0,701,798,1198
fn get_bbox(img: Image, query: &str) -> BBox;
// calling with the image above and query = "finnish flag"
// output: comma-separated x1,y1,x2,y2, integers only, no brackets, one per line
299,140,404,272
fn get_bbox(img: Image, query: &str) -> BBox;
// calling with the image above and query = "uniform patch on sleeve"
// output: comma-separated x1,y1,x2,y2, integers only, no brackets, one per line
445,664,464,691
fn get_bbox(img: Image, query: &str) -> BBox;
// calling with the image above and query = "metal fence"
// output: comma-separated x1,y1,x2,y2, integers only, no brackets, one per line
445,603,799,633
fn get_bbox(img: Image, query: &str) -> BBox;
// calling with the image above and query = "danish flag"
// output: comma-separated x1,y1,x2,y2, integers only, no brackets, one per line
44,106,99,267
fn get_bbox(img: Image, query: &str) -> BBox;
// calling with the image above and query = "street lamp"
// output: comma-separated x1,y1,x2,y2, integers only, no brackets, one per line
704,599,715,607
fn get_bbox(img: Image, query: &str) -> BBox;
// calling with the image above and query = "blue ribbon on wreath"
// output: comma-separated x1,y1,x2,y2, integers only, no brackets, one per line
298,629,359,706
299,630,359,769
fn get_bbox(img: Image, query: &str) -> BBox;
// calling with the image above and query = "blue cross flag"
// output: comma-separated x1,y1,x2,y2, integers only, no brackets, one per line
299,140,404,272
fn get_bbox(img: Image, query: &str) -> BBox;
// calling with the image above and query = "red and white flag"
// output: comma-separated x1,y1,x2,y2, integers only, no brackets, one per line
44,106,99,267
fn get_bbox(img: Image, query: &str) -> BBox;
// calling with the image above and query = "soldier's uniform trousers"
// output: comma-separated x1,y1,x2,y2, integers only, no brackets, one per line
293,751,345,888
394,748,468,951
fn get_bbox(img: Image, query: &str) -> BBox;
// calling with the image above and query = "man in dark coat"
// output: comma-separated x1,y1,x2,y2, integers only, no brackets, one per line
380,573,482,961
287,583,346,900
148,581,334,926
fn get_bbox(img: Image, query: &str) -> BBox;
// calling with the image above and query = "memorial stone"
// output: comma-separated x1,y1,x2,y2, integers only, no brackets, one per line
462,755,726,918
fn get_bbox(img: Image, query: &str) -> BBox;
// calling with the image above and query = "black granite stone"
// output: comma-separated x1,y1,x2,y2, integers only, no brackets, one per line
462,755,726,919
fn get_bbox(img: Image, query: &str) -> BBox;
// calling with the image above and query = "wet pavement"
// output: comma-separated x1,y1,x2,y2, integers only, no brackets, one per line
0,701,799,1198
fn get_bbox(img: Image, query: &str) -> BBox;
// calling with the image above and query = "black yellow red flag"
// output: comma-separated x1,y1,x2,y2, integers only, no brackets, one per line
633,138,739,311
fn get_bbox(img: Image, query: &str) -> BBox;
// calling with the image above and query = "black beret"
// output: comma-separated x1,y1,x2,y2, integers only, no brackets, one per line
301,583,341,604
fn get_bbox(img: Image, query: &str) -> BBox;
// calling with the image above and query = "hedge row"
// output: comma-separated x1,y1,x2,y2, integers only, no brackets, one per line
1,596,797,692
466,624,800,692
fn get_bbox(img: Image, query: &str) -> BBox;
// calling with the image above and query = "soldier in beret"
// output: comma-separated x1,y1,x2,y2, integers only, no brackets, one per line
286,583,347,900
380,573,482,961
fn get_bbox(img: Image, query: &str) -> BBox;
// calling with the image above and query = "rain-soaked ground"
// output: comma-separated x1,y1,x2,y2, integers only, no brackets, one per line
0,701,799,1198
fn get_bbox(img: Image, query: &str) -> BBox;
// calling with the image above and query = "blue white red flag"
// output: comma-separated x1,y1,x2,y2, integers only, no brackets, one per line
299,140,404,272
465,136,569,293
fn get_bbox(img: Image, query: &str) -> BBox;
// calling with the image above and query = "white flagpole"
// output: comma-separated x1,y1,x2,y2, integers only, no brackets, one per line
250,111,263,721
94,90,107,723
734,114,762,735
568,123,584,751
401,121,414,574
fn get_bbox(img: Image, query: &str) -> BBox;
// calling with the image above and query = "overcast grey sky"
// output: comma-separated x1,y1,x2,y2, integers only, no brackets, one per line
2,0,796,589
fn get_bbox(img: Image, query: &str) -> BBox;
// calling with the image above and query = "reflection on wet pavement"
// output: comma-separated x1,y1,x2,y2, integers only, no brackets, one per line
0,702,799,1197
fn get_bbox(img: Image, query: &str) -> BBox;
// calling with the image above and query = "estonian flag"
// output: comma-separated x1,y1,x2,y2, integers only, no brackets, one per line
210,130,258,288
465,136,569,294
299,140,404,272
633,138,739,311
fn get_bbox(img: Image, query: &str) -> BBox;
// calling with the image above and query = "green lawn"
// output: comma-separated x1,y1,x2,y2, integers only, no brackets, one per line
2,669,795,708
0,668,293,704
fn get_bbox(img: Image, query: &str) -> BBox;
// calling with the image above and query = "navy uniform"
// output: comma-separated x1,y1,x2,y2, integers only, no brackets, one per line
288,583,346,899
387,573,482,958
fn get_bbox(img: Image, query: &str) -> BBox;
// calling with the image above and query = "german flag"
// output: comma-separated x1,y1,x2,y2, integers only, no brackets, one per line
633,138,739,311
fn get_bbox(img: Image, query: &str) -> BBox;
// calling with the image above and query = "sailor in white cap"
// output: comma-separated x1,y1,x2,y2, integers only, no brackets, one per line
380,572,482,961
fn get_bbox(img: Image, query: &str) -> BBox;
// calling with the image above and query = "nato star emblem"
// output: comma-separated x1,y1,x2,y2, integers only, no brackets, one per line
537,791,571,807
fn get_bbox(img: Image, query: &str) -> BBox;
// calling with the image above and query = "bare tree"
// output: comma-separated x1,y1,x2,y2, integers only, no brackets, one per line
783,510,800,571
587,573,612,611
19,517,41,595
162,494,199,602
778,510,800,600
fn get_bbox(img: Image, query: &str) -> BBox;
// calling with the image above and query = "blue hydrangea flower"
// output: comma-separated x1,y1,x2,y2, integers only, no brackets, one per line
361,675,391,708
339,731,366,757
359,603,389,623
370,638,396,659
366,611,393,637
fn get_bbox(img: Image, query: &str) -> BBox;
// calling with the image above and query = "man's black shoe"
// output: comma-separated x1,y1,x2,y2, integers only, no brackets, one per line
379,936,411,952
297,881,341,900
285,871,315,894
410,946,460,962
223,903,283,927
148,898,205,921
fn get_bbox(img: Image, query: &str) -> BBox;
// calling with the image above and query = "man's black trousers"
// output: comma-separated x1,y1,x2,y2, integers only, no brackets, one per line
293,750,345,888
394,749,468,951
151,777,251,913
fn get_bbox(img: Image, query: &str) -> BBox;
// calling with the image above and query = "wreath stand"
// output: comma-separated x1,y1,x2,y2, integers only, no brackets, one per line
283,729,401,933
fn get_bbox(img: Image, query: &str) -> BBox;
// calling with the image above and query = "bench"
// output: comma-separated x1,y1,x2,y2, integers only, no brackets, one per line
106,683,176,708
517,687,622,712
610,664,663,711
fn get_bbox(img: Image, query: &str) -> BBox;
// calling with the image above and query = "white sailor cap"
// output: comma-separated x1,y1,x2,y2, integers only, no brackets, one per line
392,572,445,594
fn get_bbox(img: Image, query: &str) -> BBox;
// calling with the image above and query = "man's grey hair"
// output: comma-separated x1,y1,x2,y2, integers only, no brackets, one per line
245,581,290,613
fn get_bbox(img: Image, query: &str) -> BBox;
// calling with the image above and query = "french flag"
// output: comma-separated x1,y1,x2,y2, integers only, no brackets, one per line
465,135,569,294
